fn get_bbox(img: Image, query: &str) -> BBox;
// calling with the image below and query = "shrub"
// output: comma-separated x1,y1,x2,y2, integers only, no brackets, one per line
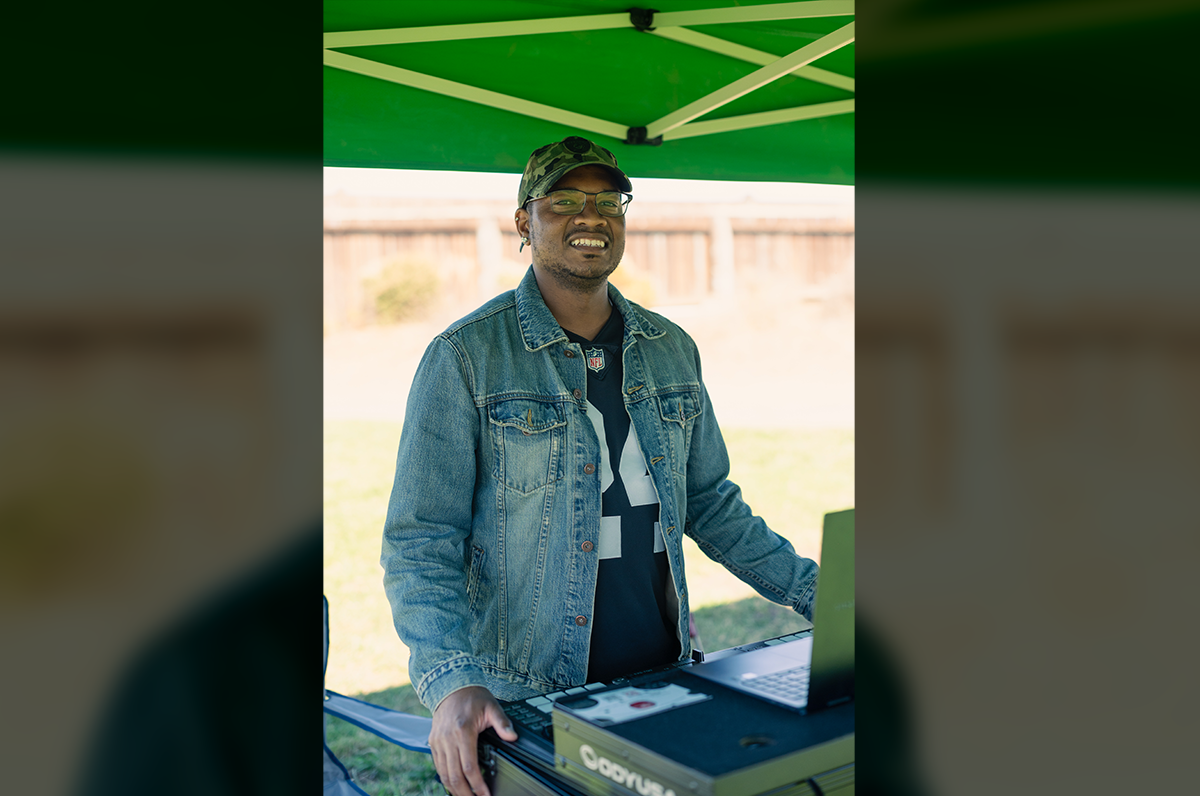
366,257,439,324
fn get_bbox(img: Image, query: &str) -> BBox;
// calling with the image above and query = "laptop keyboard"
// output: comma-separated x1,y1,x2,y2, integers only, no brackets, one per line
740,664,811,702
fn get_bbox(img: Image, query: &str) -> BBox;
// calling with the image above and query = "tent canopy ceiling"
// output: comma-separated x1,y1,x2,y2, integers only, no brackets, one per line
324,0,855,185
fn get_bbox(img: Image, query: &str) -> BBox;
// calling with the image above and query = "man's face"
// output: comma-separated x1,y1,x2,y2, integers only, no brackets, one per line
516,165,627,291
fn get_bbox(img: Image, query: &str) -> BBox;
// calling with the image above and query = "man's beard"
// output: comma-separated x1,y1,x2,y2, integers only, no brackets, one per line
530,233,624,294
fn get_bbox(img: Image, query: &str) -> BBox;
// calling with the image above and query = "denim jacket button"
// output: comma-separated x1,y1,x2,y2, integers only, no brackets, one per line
583,463,595,474
575,615,588,626
581,541,594,552
564,349,576,358
573,388,583,400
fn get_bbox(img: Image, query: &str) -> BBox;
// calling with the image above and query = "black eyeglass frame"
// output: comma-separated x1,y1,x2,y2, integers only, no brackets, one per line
525,189,633,217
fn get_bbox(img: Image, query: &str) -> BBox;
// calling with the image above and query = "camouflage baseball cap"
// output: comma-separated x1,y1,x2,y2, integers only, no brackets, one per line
517,136,633,207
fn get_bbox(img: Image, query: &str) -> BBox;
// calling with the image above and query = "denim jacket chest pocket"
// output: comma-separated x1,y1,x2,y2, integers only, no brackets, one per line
653,388,703,478
487,398,568,493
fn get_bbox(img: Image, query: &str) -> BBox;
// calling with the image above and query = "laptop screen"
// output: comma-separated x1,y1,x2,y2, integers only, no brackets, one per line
687,508,854,712
808,507,854,710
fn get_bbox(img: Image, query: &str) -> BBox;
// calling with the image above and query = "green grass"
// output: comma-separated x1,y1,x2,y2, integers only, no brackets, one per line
325,684,440,796
691,595,815,653
686,426,854,607
324,419,851,794
324,420,411,695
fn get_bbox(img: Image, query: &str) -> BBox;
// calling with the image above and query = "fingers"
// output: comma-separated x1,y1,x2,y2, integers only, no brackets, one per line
430,745,454,796
430,728,484,796
431,733,485,796
432,737,488,796
485,701,519,741
430,687,504,796
453,734,490,796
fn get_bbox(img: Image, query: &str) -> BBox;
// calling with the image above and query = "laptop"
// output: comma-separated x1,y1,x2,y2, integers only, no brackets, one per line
688,508,854,712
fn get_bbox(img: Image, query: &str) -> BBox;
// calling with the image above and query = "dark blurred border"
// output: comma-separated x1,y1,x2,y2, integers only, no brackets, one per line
857,2,1200,794
3,3,314,163
2,4,322,795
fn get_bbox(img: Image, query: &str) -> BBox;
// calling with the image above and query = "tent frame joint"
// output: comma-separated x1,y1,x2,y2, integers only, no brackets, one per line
629,8,658,32
624,126,664,146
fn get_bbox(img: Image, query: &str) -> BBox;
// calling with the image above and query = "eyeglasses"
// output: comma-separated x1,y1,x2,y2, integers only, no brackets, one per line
527,189,632,217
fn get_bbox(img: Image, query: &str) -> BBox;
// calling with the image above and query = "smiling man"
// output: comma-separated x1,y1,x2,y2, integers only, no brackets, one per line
381,136,819,796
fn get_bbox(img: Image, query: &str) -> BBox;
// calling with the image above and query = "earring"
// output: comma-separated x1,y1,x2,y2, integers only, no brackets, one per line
519,236,530,253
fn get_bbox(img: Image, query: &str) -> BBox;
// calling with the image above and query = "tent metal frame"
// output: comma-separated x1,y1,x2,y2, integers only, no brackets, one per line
323,1,854,145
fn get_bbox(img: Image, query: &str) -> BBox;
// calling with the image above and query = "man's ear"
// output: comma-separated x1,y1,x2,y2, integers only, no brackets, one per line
514,208,530,239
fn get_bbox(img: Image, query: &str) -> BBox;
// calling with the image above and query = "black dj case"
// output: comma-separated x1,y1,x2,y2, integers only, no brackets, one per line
479,739,589,796
550,669,854,796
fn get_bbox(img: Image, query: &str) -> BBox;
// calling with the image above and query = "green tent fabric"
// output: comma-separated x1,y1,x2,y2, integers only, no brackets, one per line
324,0,854,184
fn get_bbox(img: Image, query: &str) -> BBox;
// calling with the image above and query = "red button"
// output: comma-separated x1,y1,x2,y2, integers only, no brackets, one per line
583,463,595,474
575,615,588,626
581,541,594,552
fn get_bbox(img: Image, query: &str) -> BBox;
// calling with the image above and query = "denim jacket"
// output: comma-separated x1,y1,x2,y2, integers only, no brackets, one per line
382,267,819,711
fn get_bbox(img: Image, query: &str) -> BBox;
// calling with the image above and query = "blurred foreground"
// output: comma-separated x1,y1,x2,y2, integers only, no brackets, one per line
1,154,321,796
857,186,1200,795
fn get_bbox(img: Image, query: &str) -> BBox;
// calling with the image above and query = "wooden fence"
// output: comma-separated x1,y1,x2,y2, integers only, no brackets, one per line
324,198,853,332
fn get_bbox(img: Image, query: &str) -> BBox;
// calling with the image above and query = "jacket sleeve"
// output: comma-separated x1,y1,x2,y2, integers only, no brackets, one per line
680,346,820,619
381,335,488,710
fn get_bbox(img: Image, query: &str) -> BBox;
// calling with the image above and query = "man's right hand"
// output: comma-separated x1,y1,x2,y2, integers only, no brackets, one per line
429,685,518,796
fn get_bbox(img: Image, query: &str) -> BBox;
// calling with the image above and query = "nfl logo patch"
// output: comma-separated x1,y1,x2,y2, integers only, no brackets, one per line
585,347,606,373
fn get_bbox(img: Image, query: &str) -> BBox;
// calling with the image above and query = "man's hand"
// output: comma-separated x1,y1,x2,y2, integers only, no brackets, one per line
429,685,518,796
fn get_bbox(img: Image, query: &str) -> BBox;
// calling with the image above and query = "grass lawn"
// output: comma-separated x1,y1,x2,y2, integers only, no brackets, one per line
324,418,852,795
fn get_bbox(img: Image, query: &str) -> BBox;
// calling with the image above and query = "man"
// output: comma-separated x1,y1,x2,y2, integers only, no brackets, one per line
382,136,819,796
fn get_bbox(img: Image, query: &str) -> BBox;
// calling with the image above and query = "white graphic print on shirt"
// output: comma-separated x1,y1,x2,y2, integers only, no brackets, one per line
585,401,666,560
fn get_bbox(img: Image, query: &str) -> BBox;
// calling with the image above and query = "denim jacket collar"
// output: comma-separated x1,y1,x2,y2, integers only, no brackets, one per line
515,266,666,352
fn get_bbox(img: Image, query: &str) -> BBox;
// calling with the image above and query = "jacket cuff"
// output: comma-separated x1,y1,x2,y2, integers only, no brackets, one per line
793,575,819,621
418,656,490,712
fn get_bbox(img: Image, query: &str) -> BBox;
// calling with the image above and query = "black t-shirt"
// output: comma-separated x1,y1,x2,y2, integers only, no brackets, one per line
565,309,680,682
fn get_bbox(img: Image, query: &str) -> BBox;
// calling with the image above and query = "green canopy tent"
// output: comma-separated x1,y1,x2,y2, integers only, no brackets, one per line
324,0,854,185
